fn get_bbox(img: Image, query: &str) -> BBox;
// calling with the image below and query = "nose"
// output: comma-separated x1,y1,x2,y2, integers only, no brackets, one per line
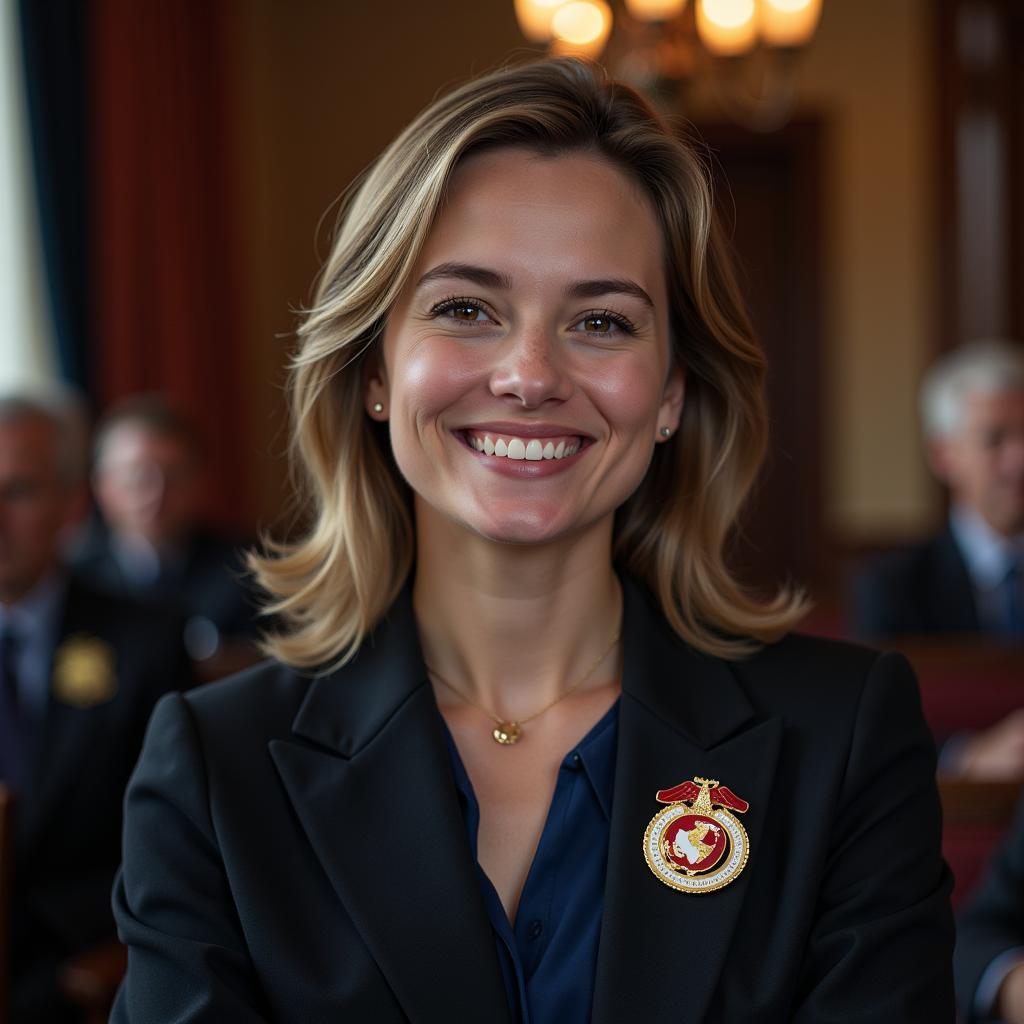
128,462,168,507
488,324,574,409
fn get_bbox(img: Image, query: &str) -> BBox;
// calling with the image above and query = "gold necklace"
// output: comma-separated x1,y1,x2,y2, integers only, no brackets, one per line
426,629,621,746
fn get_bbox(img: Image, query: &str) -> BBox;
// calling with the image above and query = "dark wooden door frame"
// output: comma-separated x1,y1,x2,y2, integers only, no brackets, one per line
688,117,827,591
934,0,1024,354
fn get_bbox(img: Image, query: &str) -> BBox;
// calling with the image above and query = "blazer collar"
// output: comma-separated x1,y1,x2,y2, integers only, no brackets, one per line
291,574,757,756
290,584,428,757
619,574,756,750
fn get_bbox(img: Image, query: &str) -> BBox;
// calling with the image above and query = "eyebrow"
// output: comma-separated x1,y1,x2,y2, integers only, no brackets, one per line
416,262,655,310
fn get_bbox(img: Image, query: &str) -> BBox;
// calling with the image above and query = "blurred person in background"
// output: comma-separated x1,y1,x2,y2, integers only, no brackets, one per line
852,339,1024,779
0,392,191,1023
72,395,262,678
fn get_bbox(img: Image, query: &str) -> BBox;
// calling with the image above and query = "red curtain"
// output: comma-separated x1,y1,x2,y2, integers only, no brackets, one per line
91,0,250,532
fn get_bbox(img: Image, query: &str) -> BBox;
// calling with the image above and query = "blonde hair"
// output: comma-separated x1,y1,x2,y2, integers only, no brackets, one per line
251,57,806,668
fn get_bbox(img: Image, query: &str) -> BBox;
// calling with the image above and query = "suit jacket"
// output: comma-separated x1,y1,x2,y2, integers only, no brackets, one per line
71,524,261,644
851,529,979,639
111,577,955,1022
10,577,193,1023
955,795,1024,1020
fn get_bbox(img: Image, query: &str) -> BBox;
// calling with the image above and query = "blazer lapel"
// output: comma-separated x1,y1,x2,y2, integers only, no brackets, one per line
593,580,782,1023
270,591,511,1023
21,582,109,849
930,530,980,631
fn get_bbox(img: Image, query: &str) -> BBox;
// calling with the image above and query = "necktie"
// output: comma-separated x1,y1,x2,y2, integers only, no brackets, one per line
0,628,26,791
1003,560,1024,640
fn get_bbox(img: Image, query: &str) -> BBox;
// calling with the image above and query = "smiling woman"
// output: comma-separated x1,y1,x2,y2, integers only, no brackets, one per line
111,59,954,1023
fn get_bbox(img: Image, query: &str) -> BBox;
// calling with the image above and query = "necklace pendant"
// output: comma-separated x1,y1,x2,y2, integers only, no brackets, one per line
492,721,522,745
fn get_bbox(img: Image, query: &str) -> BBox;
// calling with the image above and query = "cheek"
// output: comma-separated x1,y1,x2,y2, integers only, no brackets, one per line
389,342,481,426
589,358,667,434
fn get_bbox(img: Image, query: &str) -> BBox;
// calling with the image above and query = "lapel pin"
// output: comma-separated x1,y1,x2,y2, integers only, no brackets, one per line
643,776,750,893
52,633,118,709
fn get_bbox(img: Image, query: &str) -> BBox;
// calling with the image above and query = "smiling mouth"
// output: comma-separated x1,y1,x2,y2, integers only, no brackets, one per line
459,430,587,461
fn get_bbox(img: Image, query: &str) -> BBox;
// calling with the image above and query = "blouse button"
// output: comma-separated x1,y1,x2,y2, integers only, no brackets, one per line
527,919,544,940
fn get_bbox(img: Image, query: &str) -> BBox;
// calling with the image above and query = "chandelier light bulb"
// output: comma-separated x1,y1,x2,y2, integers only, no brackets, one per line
623,0,687,22
759,0,822,48
513,0,568,42
550,0,612,57
695,0,757,56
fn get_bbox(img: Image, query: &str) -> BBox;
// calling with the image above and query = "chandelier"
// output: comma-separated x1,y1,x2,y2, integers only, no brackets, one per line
513,0,823,131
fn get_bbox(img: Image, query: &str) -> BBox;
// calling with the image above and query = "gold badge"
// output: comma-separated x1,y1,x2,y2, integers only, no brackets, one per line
52,634,118,708
643,776,750,894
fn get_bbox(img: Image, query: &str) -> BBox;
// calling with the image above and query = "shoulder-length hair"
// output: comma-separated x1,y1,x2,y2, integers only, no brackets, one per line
251,57,806,668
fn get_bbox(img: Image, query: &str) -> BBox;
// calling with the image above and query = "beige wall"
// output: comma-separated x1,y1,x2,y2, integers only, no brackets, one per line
231,0,940,542
802,0,939,542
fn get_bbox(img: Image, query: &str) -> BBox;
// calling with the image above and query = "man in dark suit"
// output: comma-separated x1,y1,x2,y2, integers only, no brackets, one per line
0,393,192,1023
852,338,1024,779
71,395,262,678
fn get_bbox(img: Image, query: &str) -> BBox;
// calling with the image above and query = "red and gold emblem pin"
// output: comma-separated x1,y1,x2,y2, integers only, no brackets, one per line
643,776,750,894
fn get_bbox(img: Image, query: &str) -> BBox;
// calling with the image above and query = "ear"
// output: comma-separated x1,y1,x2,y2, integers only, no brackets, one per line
657,364,685,440
363,347,389,420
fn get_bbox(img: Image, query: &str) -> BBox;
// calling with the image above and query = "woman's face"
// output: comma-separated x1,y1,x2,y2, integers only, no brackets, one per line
368,146,684,546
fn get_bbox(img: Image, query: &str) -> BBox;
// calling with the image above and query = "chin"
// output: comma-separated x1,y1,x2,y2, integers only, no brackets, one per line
470,514,568,547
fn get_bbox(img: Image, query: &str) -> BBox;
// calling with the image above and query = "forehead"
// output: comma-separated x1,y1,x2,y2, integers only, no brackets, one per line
961,386,1024,424
415,146,665,294
99,423,192,465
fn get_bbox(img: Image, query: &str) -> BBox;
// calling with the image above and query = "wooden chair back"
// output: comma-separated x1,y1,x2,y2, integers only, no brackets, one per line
893,640,1024,738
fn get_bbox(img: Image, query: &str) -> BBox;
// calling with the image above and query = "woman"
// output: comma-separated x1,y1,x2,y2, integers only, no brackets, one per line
112,59,954,1022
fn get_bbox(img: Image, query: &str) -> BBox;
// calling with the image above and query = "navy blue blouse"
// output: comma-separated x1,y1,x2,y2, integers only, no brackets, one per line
441,702,619,1024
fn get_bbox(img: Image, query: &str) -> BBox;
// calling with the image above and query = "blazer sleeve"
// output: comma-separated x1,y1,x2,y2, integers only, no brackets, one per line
111,692,270,1023
793,651,956,1021
955,795,1024,1020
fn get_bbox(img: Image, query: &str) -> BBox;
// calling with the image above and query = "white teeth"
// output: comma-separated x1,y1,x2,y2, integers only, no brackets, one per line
467,433,582,460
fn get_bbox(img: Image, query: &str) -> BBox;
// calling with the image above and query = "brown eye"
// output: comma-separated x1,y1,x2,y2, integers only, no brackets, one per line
584,316,612,333
453,304,482,321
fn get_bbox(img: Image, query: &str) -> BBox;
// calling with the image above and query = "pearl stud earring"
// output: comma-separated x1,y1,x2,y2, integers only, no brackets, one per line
660,426,672,438
372,402,384,414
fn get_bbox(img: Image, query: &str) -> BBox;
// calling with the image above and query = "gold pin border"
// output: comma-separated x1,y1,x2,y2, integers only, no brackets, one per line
643,805,750,895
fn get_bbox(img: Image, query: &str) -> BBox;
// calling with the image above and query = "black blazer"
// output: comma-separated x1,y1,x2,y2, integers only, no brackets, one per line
955,794,1024,1020
851,530,979,639
11,577,192,1022
112,578,955,1022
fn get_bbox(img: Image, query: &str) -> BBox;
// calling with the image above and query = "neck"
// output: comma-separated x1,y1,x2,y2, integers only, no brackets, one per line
413,505,622,720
